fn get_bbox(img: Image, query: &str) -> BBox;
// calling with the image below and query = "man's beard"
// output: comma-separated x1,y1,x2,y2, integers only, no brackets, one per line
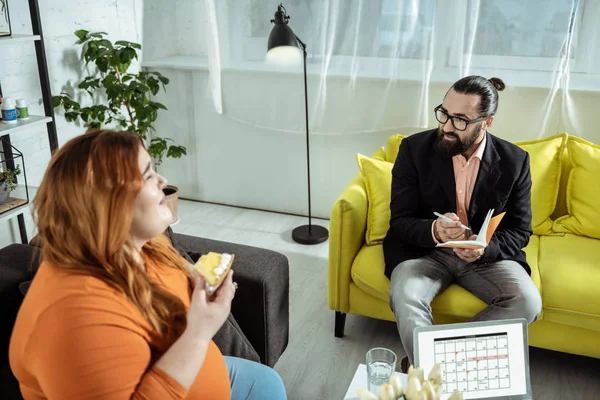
435,126,481,157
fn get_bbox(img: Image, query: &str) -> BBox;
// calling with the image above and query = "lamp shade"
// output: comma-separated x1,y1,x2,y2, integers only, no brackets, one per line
267,6,302,65
267,22,298,51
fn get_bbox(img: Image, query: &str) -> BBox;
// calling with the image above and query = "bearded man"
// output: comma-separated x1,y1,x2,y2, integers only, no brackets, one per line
383,75,542,372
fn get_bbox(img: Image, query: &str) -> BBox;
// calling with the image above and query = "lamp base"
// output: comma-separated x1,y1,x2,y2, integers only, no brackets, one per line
292,224,329,245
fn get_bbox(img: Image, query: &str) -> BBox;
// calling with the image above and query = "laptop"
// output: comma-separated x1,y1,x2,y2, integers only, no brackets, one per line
413,318,532,400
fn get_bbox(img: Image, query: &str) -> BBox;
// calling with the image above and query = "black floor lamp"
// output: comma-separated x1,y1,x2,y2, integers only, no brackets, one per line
267,3,329,245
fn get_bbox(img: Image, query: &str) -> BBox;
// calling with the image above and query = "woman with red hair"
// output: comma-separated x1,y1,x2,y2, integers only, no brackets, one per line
9,129,287,399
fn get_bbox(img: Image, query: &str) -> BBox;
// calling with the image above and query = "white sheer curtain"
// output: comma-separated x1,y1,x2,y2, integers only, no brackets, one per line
204,0,599,139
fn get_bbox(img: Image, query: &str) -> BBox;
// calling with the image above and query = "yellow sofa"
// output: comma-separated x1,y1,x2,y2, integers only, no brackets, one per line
328,132,600,359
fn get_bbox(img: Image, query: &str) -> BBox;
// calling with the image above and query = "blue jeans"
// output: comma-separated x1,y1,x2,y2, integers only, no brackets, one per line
225,356,287,400
389,248,542,365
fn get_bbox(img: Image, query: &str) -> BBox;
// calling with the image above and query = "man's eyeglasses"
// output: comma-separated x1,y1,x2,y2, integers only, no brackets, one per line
434,105,491,131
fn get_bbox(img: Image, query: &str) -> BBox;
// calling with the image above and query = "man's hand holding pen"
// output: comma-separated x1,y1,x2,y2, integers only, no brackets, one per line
433,212,468,243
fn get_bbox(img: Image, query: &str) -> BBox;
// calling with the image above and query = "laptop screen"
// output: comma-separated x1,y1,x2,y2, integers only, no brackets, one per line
413,318,532,400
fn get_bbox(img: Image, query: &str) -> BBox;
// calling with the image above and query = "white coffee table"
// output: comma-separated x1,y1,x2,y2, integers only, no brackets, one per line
344,363,408,400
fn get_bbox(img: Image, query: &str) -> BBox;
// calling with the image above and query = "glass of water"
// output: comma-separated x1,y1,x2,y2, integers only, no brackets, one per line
366,347,397,395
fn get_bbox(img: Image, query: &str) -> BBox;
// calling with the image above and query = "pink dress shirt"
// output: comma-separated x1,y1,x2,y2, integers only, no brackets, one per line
432,134,487,242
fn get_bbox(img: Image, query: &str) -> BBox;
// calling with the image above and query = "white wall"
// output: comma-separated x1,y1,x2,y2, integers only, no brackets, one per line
0,0,142,247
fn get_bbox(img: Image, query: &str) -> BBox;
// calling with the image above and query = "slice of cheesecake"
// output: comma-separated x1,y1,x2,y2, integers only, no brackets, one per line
193,252,235,293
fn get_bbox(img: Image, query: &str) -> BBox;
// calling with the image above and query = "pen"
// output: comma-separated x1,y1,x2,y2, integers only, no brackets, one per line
433,212,471,231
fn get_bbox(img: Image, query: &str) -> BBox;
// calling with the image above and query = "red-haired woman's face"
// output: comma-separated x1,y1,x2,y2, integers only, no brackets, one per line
131,146,172,248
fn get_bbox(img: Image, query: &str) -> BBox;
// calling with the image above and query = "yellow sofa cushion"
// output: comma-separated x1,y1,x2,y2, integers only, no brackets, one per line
553,137,600,239
351,236,541,318
515,133,568,236
372,146,386,161
385,134,406,162
356,154,393,245
538,234,600,331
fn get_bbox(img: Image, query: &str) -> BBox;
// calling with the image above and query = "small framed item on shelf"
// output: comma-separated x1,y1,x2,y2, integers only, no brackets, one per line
0,137,28,216
0,0,11,37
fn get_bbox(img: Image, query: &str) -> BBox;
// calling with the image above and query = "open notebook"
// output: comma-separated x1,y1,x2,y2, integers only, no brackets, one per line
436,209,505,249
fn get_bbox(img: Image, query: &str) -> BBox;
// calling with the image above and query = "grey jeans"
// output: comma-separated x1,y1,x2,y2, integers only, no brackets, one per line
389,248,542,365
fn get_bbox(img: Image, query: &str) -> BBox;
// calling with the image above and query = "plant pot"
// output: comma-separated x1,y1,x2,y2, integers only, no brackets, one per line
0,181,10,205
163,185,179,224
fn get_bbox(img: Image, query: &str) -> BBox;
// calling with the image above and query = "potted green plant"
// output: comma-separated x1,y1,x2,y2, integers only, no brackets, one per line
52,30,186,223
0,165,21,205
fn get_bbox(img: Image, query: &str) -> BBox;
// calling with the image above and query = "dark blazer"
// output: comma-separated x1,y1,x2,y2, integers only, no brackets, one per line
382,129,533,279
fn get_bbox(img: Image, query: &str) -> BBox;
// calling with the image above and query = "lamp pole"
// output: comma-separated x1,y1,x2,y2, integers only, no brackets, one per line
296,36,313,231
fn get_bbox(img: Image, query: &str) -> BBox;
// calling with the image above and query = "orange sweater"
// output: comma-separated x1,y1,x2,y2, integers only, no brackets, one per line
9,259,230,400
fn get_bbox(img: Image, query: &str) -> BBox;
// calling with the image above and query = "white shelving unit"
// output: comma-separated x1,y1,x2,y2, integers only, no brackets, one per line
0,0,58,244
0,185,34,222
0,33,41,45
0,115,53,137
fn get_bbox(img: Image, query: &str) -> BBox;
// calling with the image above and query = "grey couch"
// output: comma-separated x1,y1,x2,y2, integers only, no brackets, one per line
0,229,290,400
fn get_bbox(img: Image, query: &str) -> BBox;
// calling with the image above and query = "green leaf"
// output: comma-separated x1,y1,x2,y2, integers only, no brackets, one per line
97,58,109,73
98,39,113,49
103,73,117,88
97,48,111,58
157,75,170,85
145,76,160,96
115,40,142,50
89,32,108,38
65,111,80,122
51,96,62,108
167,145,187,159
119,47,138,65
152,102,167,111
75,29,89,41
78,77,101,92
80,42,89,59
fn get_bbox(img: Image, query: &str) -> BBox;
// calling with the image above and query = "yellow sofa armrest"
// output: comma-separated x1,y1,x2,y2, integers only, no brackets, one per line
328,172,368,313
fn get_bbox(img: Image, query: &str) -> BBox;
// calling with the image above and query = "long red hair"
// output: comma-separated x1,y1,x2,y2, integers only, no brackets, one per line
33,129,189,350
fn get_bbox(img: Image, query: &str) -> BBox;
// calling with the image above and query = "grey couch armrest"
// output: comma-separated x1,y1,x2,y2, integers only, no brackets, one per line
171,232,289,367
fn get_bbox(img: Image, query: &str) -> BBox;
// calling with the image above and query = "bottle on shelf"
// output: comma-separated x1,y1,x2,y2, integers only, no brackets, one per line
16,99,29,120
1,97,17,124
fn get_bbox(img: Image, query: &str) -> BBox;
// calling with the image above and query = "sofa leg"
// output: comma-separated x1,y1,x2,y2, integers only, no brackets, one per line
334,311,346,338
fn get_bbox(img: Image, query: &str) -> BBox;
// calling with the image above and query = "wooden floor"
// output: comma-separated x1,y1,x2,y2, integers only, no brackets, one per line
173,200,600,400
